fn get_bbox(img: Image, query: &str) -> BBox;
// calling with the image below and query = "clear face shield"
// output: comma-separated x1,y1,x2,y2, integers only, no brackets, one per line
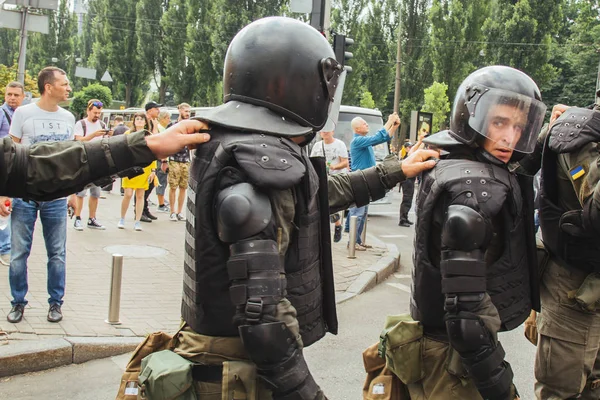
466,87,547,154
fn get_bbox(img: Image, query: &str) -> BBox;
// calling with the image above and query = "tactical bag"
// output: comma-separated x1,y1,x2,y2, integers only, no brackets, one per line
138,350,197,400
378,314,424,385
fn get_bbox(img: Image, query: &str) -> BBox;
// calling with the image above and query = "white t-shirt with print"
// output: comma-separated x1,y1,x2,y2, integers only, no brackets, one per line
74,118,105,142
310,138,349,174
10,103,75,145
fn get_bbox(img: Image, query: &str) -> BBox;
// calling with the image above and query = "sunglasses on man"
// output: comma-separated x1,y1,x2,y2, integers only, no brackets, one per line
88,101,103,109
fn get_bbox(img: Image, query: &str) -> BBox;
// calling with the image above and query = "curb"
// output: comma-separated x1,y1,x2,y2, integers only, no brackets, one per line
0,336,142,378
335,240,400,305
0,237,399,378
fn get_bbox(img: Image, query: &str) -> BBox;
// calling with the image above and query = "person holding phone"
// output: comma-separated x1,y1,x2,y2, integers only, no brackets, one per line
72,98,110,230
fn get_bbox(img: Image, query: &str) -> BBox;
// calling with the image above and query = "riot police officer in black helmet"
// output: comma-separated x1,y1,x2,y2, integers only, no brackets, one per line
117,16,438,399
405,65,546,400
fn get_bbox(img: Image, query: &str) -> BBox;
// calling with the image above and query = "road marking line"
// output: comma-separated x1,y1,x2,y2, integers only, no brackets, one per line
380,234,407,238
386,282,412,293
394,274,411,279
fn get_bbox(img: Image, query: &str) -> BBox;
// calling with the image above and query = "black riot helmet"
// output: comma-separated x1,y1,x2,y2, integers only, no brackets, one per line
194,17,342,140
448,66,547,156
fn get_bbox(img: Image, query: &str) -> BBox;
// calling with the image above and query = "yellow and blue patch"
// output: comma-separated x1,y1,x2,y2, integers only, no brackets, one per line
570,165,585,180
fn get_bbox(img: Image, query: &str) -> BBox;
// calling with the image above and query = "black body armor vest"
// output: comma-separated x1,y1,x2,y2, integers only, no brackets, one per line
539,108,600,272
411,157,539,331
180,130,337,347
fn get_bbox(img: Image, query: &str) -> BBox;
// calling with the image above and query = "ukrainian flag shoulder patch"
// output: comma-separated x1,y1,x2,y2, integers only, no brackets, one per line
570,165,585,180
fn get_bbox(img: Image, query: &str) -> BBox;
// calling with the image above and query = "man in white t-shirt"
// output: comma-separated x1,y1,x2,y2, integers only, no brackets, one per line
310,130,349,242
7,66,75,324
72,99,111,231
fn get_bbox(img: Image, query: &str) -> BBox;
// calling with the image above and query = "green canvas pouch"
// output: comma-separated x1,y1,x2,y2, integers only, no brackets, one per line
378,314,424,385
138,350,197,400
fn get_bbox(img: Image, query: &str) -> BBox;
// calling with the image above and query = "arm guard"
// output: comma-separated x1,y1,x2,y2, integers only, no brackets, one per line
441,205,515,400
3,131,155,201
216,182,324,400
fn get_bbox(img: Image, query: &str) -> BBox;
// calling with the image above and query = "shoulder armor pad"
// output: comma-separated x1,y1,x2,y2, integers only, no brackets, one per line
442,205,491,251
434,159,514,219
549,107,600,154
215,182,272,243
230,134,306,190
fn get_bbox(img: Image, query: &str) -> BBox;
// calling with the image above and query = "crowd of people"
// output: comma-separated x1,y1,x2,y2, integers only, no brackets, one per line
0,67,193,325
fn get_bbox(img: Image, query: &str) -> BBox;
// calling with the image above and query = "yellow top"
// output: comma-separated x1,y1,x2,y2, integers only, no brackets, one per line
121,130,157,190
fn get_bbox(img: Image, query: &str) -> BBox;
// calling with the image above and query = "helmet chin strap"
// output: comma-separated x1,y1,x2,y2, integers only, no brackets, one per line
475,147,505,166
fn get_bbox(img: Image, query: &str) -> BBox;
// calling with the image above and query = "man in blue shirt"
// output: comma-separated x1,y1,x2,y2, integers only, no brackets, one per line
347,112,400,250
0,81,25,266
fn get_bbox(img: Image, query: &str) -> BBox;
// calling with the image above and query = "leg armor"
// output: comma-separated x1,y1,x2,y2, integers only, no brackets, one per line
217,183,324,399
442,205,515,400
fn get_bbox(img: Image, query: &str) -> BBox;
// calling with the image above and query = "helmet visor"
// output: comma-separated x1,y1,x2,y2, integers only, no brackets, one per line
467,87,547,154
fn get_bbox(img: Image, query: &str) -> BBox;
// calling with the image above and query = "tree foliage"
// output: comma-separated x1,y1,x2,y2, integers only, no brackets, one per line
360,89,376,109
71,83,113,119
91,0,153,107
4,0,600,117
421,81,450,134
0,64,38,98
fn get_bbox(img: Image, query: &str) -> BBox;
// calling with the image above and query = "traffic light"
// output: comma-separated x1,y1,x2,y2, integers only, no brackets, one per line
333,34,354,73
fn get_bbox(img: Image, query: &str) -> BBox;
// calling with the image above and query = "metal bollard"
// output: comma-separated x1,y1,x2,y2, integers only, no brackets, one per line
106,254,123,325
361,211,368,245
348,216,358,259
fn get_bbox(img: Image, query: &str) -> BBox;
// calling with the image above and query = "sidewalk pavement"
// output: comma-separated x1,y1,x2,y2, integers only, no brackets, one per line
0,189,399,377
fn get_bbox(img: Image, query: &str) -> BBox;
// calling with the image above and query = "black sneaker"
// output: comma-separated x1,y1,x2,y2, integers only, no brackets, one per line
87,218,106,230
399,220,411,227
7,304,24,323
47,304,63,323
144,211,158,220
140,214,152,223
333,225,342,243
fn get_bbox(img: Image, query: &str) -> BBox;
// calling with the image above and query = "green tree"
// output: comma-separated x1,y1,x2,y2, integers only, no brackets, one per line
185,0,221,105
0,30,20,67
161,0,195,103
90,0,153,106
396,0,433,141
429,0,489,103
355,0,395,111
421,81,450,134
330,0,368,105
71,83,113,119
136,0,169,103
482,0,563,90
359,89,376,109
27,1,77,79
0,64,38,98
544,1,600,108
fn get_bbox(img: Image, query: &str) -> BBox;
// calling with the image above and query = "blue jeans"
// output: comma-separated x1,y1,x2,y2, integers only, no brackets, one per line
10,198,67,306
347,205,368,245
0,217,10,254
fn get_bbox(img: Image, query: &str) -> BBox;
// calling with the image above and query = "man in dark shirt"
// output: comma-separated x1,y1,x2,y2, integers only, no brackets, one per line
112,116,128,136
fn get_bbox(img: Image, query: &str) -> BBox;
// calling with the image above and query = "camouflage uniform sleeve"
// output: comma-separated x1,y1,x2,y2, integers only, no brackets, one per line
327,154,406,213
1,131,155,200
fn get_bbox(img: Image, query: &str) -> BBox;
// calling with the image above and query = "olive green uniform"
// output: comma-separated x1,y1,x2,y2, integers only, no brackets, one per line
1,131,155,200
536,139,600,399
